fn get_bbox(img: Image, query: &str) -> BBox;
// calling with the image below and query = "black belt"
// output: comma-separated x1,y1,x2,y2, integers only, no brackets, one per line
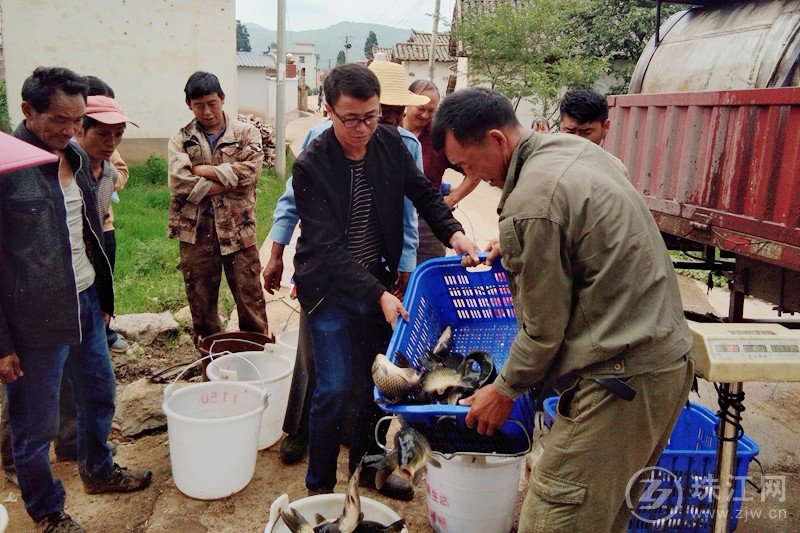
594,377,636,402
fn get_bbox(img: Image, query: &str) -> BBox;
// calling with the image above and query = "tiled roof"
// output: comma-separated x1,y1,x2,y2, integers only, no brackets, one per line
237,51,277,68
408,30,450,46
372,46,395,60
394,43,454,62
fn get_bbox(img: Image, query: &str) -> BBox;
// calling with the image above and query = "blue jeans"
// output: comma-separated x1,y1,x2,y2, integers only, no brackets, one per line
6,285,116,521
305,291,391,491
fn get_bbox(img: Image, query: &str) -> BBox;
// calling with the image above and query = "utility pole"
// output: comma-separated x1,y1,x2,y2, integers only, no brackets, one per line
428,0,441,83
343,35,353,63
276,0,286,180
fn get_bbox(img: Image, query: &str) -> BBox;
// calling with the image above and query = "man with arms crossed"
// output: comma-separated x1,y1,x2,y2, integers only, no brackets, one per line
168,72,268,351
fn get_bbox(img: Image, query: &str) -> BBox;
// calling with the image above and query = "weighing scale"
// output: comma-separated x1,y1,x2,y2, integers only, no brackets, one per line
688,321,800,533
689,322,800,382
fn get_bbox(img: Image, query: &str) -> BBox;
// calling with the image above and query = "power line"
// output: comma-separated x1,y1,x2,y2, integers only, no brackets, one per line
395,0,428,28
362,0,400,24
385,1,420,29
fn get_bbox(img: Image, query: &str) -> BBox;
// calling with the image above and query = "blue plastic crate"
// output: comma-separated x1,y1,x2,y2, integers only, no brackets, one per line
543,397,760,531
374,256,535,455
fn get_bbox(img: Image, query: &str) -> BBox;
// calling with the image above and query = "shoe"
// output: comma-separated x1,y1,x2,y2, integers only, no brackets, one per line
109,337,129,353
3,468,18,487
36,511,86,533
83,463,152,494
279,434,308,465
359,465,414,501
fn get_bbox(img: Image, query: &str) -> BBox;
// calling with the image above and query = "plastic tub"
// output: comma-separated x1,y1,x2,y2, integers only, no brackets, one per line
543,398,760,531
163,379,267,500
265,493,408,533
426,454,523,533
206,345,294,449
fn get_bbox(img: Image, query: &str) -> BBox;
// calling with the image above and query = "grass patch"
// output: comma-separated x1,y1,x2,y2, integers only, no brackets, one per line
669,250,729,289
113,156,287,315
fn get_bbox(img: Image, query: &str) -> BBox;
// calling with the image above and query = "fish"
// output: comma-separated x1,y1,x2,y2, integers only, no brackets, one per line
464,350,496,388
372,352,420,404
415,360,479,404
374,342,496,405
281,510,404,533
351,521,405,532
431,325,453,358
370,426,441,489
442,351,466,372
280,463,405,533
279,507,316,533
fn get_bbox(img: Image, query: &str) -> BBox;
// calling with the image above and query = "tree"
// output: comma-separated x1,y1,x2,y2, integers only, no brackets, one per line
269,41,278,51
453,0,605,120
336,50,346,66
236,20,252,52
0,79,11,133
364,31,379,59
570,0,683,93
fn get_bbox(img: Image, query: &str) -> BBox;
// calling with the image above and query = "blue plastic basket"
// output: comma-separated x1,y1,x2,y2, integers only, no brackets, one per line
374,256,535,455
543,397,760,531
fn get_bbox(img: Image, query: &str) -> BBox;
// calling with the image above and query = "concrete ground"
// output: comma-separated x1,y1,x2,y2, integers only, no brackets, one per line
2,115,798,532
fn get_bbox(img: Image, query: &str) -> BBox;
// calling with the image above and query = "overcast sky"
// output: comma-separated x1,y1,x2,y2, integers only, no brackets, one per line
235,0,454,32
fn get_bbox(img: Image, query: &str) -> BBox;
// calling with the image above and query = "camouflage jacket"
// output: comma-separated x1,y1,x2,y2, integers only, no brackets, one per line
167,112,264,255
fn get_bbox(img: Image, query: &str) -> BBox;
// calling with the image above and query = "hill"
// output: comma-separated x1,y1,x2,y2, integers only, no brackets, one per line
243,21,416,69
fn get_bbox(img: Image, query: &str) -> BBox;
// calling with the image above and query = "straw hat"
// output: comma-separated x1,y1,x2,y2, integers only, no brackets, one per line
369,55,430,107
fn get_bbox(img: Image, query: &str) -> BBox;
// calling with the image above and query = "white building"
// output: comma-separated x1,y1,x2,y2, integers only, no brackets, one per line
290,43,317,89
374,30,456,94
0,0,236,163
236,51,298,124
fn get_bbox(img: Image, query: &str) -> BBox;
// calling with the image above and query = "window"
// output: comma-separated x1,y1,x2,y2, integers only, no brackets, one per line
299,56,305,64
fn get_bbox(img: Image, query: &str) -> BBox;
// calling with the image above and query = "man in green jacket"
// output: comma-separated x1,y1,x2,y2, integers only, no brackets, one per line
431,88,694,531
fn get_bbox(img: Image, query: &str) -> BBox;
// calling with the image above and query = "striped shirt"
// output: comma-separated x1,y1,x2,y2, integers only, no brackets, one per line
346,160,382,270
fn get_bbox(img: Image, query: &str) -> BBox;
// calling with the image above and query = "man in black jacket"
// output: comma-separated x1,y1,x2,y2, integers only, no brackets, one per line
0,67,151,532
293,63,479,498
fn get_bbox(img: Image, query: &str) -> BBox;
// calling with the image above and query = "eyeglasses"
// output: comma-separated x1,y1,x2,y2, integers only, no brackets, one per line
330,107,382,129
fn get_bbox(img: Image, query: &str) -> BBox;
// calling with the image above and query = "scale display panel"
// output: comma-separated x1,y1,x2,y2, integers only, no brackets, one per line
688,322,800,382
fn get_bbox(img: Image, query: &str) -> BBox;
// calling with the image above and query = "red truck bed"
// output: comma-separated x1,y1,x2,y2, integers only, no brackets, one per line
605,88,800,273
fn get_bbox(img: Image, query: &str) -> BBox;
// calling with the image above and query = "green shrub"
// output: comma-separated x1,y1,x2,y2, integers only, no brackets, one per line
114,166,287,314
0,79,11,133
128,155,168,187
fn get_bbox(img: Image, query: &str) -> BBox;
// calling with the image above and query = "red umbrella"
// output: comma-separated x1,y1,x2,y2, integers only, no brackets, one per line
0,131,58,173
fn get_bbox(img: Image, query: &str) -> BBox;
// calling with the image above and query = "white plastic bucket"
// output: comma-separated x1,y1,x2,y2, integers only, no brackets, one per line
163,374,267,500
426,454,523,533
206,345,294,449
264,493,408,533
274,322,300,354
